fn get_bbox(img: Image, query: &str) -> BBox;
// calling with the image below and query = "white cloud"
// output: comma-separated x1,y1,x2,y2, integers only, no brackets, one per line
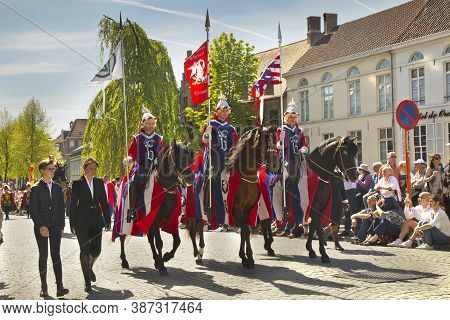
0,31,98,51
0,62,67,77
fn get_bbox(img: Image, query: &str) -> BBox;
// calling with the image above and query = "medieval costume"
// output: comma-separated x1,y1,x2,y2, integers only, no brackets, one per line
1,185,16,220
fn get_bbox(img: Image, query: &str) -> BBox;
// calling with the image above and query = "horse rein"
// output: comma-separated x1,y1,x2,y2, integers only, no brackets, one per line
156,145,191,193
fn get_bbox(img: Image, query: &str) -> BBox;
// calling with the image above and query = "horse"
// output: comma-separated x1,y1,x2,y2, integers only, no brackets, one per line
225,126,280,269
305,136,359,263
118,140,195,276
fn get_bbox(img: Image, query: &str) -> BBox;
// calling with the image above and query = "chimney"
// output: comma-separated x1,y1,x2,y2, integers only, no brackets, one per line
323,13,337,34
307,16,322,45
186,50,192,58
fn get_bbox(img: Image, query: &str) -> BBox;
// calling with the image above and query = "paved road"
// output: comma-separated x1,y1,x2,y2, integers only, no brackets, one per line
0,215,449,300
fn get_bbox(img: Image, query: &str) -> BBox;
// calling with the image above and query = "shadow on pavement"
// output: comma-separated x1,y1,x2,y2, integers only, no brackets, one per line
86,287,134,300
0,282,14,300
125,266,245,297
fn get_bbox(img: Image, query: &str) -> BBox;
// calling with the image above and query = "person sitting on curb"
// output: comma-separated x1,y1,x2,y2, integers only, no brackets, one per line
399,194,450,250
351,193,379,244
388,192,432,247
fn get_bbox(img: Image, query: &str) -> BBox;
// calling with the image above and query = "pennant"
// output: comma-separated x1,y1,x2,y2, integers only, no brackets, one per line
184,41,209,105
89,41,123,83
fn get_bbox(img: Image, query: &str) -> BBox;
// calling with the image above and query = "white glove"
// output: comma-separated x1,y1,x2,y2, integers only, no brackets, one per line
123,156,133,166
300,146,308,154
279,131,285,140
284,161,289,168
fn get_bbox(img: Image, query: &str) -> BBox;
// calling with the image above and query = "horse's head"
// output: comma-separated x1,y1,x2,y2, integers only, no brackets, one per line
170,139,195,186
335,136,359,182
260,126,280,173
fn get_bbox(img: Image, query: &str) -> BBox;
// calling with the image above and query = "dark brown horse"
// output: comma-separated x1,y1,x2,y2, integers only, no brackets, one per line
119,140,194,276
225,127,280,269
305,136,359,263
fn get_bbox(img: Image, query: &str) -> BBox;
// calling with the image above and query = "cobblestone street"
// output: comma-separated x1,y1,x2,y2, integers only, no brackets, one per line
1,216,449,300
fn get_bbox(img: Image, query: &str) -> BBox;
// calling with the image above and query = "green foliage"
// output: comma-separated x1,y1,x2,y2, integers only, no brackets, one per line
0,108,16,181
185,32,259,147
83,18,184,177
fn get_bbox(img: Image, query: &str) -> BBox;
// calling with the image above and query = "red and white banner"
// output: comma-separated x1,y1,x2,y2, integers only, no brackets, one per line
184,41,209,105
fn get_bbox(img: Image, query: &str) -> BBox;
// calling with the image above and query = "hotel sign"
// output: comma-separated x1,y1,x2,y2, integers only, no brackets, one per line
419,108,450,120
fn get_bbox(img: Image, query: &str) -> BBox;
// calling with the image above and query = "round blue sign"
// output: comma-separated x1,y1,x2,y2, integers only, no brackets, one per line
396,100,419,130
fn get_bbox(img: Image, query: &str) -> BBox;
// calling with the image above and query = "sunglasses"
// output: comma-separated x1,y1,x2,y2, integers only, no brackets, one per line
434,157,441,160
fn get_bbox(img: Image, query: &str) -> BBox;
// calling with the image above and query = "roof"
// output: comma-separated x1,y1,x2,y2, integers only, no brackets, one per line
290,0,449,72
255,40,309,97
67,119,87,138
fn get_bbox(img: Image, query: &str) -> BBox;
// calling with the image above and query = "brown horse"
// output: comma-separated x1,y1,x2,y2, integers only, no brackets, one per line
225,127,280,269
305,136,359,263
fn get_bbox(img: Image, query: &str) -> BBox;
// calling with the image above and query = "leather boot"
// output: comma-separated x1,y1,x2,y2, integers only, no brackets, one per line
80,254,92,292
40,283,49,298
56,282,69,297
89,256,98,283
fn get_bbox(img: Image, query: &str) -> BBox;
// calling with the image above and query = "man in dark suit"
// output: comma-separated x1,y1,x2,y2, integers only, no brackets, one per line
70,157,108,292
30,158,69,298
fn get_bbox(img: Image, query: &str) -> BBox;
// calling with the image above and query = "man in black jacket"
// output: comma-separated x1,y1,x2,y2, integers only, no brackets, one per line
70,157,108,292
30,158,69,298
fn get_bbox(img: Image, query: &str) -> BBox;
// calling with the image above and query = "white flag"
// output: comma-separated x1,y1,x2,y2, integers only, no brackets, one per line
89,41,123,83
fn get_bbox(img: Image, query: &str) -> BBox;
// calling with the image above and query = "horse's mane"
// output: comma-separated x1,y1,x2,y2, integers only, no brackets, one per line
225,128,259,171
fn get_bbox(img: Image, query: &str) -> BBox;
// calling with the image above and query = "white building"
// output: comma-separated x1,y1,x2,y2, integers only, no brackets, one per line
284,0,450,166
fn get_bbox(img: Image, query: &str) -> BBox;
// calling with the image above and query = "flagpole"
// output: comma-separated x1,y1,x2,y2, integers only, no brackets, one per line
205,10,213,219
119,14,132,221
278,22,287,216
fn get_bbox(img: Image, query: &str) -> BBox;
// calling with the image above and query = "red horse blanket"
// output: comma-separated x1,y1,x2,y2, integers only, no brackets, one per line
305,168,332,227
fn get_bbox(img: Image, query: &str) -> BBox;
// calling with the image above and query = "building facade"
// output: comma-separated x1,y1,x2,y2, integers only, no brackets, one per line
284,0,450,166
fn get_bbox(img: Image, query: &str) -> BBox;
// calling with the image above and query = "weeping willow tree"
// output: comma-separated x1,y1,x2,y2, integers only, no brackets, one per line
83,18,183,177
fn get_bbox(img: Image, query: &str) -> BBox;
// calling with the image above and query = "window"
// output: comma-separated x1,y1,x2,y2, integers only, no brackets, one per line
411,67,425,105
349,130,362,165
299,90,309,122
414,125,427,161
376,59,391,70
347,66,360,77
322,86,334,119
298,78,308,87
446,62,450,102
69,140,74,148
265,84,274,95
446,45,450,55
323,133,334,141
409,51,424,63
379,128,393,163
378,74,392,111
321,72,332,82
349,80,361,115
426,123,444,159
269,110,279,127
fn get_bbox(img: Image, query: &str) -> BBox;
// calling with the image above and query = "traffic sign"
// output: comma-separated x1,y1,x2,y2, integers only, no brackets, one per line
396,100,419,130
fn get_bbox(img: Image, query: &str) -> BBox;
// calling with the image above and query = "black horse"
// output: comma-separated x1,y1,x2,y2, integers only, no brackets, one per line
119,140,194,276
225,126,280,268
305,136,359,263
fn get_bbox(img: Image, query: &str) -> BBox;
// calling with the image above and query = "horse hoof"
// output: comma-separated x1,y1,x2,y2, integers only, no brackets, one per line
163,252,173,262
121,260,130,269
321,256,331,263
195,258,203,265
309,251,318,259
159,269,169,276
267,249,275,257
199,247,204,257
335,244,345,251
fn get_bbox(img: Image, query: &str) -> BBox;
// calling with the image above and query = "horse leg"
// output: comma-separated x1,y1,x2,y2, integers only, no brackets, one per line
187,218,200,261
163,233,180,263
120,235,129,269
154,228,168,276
147,229,159,270
262,219,275,256
315,220,330,263
197,220,205,265
332,225,344,251
243,225,254,269
306,218,317,259
239,223,248,268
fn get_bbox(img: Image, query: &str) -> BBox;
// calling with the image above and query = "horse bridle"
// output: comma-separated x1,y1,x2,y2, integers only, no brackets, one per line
308,139,357,181
156,145,192,193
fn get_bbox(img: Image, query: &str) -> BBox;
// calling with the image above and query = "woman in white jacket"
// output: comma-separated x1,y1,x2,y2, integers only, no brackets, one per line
375,166,402,211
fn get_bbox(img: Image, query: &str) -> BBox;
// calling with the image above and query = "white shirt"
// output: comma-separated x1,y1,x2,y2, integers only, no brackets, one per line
46,180,53,198
375,176,402,201
404,205,433,221
429,208,450,236
85,177,94,198
343,180,356,191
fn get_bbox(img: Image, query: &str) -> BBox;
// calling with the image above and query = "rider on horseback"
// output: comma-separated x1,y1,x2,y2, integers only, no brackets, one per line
124,111,163,222
275,100,309,233
194,94,239,229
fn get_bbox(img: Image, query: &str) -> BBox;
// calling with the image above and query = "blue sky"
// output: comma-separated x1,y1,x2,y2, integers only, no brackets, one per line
0,0,407,137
